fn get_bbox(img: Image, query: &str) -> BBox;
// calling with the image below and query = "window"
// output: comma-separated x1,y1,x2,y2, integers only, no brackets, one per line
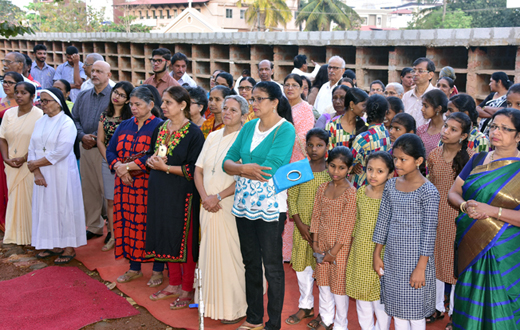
240,9,245,19
146,11,150,19
166,9,170,18
139,11,142,19
226,8,232,18
159,10,164,19
152,10,156,19
377,17,381,25
174,9,178,17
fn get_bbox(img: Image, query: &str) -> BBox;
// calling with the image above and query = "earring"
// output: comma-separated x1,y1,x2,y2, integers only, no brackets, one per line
459,138,463,143
350,107,354,111
273,107,276,113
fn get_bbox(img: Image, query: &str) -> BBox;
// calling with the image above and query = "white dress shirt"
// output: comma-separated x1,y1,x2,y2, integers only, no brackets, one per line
313,80,339,115
402,83,437,127
291,64,321,82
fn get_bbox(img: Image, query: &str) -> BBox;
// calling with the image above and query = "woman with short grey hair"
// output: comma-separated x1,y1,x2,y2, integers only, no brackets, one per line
385,82,404,99
194,94,248,323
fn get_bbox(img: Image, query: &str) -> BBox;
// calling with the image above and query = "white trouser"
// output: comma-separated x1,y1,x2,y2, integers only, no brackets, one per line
393,317,426,330
356,299,391,330
319,286,349,330
435,279,455,316
296,266,315,309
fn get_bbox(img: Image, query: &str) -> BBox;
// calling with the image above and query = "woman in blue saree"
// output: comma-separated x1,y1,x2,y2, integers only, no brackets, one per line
448,108,520,330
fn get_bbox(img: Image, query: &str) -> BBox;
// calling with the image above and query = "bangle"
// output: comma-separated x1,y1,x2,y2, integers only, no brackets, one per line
460,202,467,213
166,165,170,174
126,164,130,172
327,250,336,258
216,193,222,201
497,207,502,220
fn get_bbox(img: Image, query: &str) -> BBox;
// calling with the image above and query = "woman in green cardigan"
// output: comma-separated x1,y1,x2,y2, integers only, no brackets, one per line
224,81,296,330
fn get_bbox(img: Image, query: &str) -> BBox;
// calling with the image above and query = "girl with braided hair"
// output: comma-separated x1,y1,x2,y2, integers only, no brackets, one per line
350,94,391,188
426,112,473,328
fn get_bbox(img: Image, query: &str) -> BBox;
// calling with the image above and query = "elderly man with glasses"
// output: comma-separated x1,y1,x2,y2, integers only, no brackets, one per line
1,52,40,100
313,56,346,116
402,57,438,126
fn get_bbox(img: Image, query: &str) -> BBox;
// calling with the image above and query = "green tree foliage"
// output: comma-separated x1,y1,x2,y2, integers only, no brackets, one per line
25,0,104,33
408,0,520,29
237,0,293,31
0,0,34,38
408,8,472,29
295,0,360,31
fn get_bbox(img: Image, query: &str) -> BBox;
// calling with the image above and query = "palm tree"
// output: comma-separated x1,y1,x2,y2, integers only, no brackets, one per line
295,0,360,31
237,0,293,31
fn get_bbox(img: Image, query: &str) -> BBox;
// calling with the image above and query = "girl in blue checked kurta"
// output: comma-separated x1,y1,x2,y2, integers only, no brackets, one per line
351,95,391,188
372,134,439,330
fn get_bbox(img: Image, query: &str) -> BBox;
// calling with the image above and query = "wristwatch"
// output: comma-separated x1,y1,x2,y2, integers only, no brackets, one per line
126,165,130,172
216,193,222,201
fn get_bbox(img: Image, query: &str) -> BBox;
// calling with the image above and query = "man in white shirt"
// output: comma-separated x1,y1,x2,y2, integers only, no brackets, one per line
313,56,346,116
402,57,437,127
170,52,197,88
0,52,40,99
258,59,283,92
80,53,116,91
291,54,320,82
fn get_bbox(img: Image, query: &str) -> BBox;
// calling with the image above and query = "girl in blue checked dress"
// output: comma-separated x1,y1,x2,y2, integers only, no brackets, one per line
345,151,394,330
372,134,440,330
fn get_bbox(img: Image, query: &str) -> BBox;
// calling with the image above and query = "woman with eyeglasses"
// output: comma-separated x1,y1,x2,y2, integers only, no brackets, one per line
28,88,84,264
223,81,295,330
0,82,43,244
238,77,256,123
187,86,208,127
96,81,134,252
0,72,24,231
447,108,520,330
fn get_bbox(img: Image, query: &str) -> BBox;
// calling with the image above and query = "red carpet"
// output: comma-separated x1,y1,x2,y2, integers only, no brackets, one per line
76,235,448,330
0,266,139,330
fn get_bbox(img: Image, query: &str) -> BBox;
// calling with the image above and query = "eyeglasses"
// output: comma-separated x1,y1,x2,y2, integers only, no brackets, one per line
238,86,253,92
2,80,16,87
328,66,342,71
283,84,300,89
370,88,383,93
488,124,517,133
40,99,56,105
251,97,272,103
112,90,127,99
411,69,429,75
150,58,166,64
1,59,22,66
83,63,93,67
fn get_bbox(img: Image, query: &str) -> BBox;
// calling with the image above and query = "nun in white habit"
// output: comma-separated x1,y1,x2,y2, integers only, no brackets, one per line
27,88,86,264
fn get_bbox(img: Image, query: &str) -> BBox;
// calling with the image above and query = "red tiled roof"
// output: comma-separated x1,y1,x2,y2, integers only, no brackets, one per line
114,0,208,6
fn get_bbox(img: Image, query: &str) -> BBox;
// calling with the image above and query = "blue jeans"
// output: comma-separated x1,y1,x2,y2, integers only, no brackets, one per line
236,213,286,330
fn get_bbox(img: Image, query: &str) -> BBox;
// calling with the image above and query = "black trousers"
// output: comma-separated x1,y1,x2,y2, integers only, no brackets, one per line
236,213,286,330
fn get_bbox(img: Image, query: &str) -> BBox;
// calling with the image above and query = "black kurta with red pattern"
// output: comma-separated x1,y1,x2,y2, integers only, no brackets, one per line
145,121,204,263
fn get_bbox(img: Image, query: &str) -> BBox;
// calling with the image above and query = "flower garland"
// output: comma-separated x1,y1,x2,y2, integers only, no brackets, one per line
154,120,191,156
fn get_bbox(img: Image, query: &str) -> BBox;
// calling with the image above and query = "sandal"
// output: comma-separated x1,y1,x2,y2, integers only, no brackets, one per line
117,270,143,283
147,272,164,288
286,308,314,325
221,316,245,324
307,314,321,329
101,238,115,252
314,321,333,330
149,288,179,301
170,296,194,310
235,322,264,330
426,310,445,323
54,254,76,265
37,249,63,259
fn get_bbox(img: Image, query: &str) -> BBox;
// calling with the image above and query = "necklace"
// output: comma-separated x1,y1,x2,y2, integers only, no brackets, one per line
40,114,62,152
13,108,31,155
211,129,239,175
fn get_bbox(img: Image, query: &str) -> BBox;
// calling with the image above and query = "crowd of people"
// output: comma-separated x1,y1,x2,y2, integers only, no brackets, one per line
0,44,519,330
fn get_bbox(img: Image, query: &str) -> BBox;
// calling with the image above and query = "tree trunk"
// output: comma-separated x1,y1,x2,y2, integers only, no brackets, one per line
442,0,447,22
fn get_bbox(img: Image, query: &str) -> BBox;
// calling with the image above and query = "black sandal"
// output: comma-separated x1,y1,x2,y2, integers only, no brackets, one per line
315,321,333,330
307,314,321,329
426,310,445,323
285,308,314,325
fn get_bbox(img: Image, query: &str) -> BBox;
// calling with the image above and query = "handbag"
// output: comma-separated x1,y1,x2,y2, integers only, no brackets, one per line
123,150,148,177
273,134,314,194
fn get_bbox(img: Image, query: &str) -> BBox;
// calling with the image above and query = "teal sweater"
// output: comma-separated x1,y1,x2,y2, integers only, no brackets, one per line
223,119,295,178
